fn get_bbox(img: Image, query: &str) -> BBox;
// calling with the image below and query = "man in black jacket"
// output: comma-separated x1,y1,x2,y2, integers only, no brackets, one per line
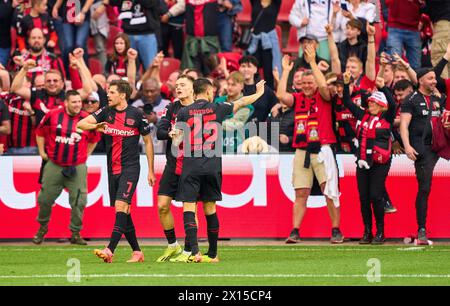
104,0,160,70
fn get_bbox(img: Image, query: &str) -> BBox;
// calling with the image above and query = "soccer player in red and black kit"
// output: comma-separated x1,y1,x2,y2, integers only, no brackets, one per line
155,74,195,262
77,79,156,263
173,78,266,263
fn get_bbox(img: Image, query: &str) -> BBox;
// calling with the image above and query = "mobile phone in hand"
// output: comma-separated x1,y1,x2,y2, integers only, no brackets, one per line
341,3,348,11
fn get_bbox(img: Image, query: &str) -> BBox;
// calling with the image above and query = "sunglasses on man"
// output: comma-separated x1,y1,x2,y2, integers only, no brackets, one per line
84,100,99,104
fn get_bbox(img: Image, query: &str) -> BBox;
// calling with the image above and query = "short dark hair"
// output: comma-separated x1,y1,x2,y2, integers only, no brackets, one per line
193,78,213,95
205,54,220,72
239,55,259,67
110,79,132,100
65,90,81,101
394,79,414,91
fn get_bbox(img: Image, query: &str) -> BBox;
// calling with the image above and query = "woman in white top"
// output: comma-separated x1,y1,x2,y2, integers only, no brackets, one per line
341,0,377,24
331,1,378,44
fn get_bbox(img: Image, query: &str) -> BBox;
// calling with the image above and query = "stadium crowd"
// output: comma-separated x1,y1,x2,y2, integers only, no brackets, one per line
1,0,450,252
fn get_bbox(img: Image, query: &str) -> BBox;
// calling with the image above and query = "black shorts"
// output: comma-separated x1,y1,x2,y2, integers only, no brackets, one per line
108,170,140,207
176,172,222,203
157,165,180,198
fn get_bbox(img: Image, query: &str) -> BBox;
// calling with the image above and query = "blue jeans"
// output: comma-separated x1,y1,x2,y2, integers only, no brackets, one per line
0,48,10,67
52,18,65,56
386,27,421,70
217,12,233,52
62,21,90,76
128,33,158,70
7,147,38,155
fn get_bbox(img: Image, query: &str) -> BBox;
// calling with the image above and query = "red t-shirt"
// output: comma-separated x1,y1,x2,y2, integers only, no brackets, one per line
292,91,336,147
355,75,376,92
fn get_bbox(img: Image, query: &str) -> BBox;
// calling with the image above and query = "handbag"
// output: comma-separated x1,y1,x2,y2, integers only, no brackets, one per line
237,8,265,50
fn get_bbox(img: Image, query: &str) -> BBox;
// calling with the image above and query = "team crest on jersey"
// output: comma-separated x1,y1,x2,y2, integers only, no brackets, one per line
161,107,168,117
126,118,135,125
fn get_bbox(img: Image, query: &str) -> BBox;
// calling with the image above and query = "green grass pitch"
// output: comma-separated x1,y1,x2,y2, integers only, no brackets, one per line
1,244,450,286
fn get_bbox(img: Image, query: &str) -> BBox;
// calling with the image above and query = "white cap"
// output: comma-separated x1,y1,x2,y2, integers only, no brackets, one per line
88,92,100,102
368,91,388,108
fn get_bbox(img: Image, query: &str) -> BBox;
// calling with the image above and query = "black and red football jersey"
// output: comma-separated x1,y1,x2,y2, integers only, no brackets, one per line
92,106,152,175
14,50,66,83
156,100,185,173
176,99,233,175
30,88,66,125
17,13,57,52
185,0,219,37
0,92,36,148
35,108,101,166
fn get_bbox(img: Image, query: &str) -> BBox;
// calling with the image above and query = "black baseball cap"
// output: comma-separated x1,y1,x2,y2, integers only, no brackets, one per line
299,34,319,43
415,67,434,80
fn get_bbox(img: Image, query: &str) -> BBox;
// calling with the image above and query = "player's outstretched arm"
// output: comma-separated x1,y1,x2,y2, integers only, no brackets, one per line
142,134,156,186
77,115,106,132
232,80,266,113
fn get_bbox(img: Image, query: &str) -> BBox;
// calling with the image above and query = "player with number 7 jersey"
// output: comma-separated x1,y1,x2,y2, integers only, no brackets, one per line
77,79,156,264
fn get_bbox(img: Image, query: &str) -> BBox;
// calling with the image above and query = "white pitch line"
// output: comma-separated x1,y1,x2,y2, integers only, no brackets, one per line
0,247,445,252
1,273,450,279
